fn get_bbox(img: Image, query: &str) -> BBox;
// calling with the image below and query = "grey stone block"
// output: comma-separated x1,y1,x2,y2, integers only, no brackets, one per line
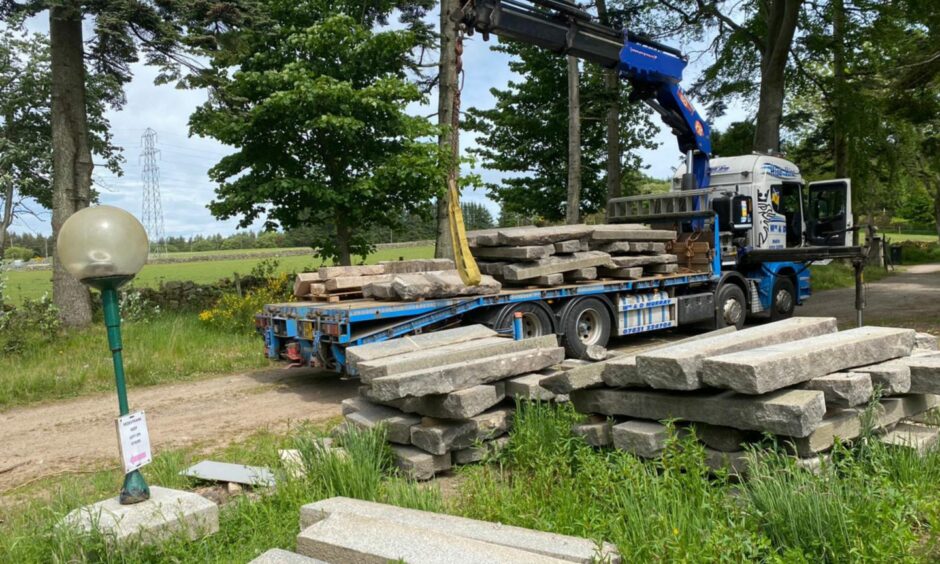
704,448,750,476
293,272,322,298
598,266,644,279
639,317,838,391
702,326,916,395
299,496,621,563
881,422,940,453
611,420,670,458
324,274,392,292
453,436,510,465
533,273,565,286
346,325,496,371
691,423,756,452
297,511,574,564
851,360,911,395
410,407,513,455
359,336,529,381
541,362,606,394
390,445,451,481
472,244,555,260
591,225,675,241
572,417,612,447
250,548,326,564
506,373,557,400
915,332,939,351
361,383,507,420
343,401,420,445
61,487,218,545
503,251,613,281
602,327,738,388
645,263,679,274
902,355,940,394
569,388,826,437
801,372,873,407
362,280,396,299
477,261,509,276
318,265,386,278
391,271,501,300
565,267,597,281
497,225,595,246
379,258,455,274
369,338,564,401
554,239,585,253
610,254,677,267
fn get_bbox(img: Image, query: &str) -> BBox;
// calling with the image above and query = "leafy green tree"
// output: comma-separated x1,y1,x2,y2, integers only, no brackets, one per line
465,40,655,222
461,201,495,231
190,1,443,265
710,121,756,157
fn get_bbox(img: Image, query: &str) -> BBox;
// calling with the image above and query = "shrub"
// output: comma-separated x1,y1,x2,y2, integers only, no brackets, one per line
4,245,35,261
199,260,292,333
119,289,161,323
0,293,61,355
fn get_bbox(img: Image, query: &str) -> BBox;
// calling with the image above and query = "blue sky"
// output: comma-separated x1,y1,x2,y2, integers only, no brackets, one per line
13,9,747,238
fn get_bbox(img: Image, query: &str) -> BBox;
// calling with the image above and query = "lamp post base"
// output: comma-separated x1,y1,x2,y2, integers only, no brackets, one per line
120,469,151,505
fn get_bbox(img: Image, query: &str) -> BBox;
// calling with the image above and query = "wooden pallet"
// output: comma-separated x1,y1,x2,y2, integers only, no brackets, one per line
311,290,364,302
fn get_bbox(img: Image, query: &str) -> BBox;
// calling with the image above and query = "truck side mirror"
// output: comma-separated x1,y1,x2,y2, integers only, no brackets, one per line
712,195,753,232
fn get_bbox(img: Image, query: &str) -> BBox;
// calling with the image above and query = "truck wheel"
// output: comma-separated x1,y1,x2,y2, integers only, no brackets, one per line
561,298,611,359
496,302,554,338
770,277,796,321
715,283,746,329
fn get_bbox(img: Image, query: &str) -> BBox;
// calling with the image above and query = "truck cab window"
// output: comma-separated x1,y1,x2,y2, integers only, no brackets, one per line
770,183,804,247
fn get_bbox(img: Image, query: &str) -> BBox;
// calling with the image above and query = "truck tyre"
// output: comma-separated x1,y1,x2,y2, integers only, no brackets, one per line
561,298,611,359
495,302,554,338
770,277,796,321
715,283,746,329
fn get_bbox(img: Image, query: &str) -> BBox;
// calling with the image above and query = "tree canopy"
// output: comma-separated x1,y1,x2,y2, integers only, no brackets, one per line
190,0,444,264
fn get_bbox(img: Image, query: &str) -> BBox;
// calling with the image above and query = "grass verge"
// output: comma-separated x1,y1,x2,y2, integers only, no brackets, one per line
810,262,893,291
4,401,940,562
0,313,268,410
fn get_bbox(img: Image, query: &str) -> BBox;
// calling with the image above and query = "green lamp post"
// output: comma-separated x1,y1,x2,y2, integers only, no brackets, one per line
57,205,151,505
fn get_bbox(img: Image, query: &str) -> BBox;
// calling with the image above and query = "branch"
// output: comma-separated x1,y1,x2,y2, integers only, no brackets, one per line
693,0,764,50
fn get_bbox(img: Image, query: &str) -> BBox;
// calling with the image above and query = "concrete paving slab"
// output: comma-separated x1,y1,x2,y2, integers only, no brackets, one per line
639,318,837,391
569,388,827,437
702,326,916,394
61,486,218,545
299,496,621,563
181,461,275,487
346,325,496,371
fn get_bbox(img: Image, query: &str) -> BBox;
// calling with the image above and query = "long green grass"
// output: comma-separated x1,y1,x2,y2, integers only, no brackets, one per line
810,262,894,291
4,402,940,561
3,246,435,304
0,313,268,409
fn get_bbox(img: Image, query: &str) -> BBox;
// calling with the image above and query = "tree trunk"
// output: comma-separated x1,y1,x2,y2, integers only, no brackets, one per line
49,4,93,328
753,0,801,154
335,219,352,266
1,179,13,251
934,181,940,244
435,0,459,258
566,56,582,225
831,0,847,178
594,0,621,202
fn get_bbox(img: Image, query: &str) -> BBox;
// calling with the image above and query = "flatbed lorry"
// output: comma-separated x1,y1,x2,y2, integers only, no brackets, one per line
255,0,871,373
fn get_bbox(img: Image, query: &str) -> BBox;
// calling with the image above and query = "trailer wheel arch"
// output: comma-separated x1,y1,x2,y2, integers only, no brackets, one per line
473,300,557,337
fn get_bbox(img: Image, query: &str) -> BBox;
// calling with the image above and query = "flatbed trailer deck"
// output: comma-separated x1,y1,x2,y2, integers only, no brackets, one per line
259,270,719,373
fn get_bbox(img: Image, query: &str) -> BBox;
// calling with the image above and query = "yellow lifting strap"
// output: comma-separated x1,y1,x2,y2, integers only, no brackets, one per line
447,175,481,285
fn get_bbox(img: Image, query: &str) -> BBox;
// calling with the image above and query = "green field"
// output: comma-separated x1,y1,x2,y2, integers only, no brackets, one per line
3,246,435,305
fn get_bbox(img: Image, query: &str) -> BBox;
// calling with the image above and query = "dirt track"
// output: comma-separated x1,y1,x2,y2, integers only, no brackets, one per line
0,368,357,495
797,264,940,332
2,264,936,496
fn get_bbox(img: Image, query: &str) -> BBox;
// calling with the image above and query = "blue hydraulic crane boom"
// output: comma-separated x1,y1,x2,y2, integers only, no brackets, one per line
455,0,712,189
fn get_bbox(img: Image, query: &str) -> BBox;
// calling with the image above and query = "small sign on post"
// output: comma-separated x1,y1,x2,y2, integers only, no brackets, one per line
116,411,152,474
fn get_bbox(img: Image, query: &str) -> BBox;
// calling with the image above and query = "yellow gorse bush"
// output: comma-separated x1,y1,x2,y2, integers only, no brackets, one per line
199,272,293,334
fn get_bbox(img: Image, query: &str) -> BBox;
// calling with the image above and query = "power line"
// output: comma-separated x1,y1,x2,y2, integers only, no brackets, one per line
140,128,168,256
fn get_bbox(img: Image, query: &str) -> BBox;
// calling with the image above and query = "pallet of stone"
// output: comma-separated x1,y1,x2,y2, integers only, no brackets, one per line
361,270,502,301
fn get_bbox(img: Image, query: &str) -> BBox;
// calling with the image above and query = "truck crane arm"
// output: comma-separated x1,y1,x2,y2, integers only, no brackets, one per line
455,0,713,189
